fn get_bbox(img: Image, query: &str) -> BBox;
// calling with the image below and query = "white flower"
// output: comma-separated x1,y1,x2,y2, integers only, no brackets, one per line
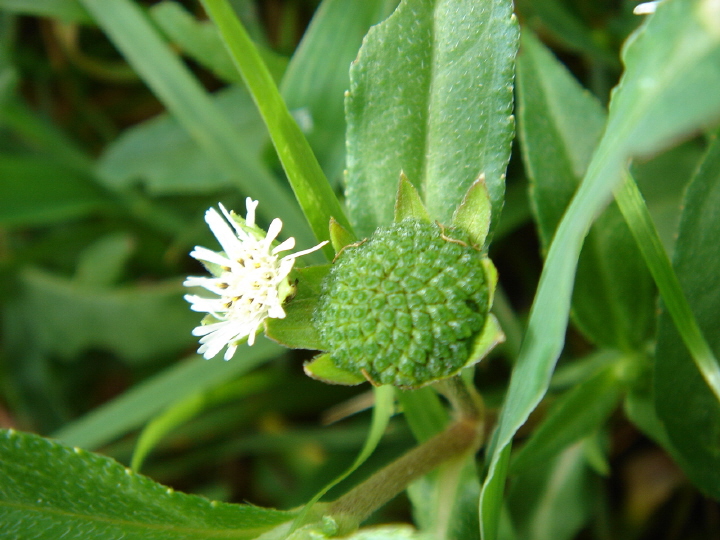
633,1,661,14
184,199,327,360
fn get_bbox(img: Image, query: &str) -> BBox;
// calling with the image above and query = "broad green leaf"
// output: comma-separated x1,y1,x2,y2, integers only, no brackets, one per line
654,134,720,498
0,429,294,538
345,0,519,237
507,443,597,540
0,155,109,226
481,2,720,537
74,232,134,288
0,0,91,23
510,361,624,474
53,340,281,449
280,0,396,183
200,0,353,257
97,87,265,195
11,267,196,365
517,30,654,351
78,0,314,247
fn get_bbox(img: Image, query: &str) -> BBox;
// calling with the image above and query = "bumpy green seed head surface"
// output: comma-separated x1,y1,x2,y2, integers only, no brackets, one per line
315,219,489,387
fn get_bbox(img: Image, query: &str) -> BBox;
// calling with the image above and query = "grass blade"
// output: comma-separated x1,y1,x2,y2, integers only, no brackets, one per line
200,0,354,255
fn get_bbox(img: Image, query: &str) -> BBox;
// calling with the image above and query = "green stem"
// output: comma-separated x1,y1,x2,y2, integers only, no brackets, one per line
435,375,485,421
328,416,482,533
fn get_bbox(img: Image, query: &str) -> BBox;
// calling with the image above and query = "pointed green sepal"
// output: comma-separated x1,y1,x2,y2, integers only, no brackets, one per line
481,257,499,308
394,172,432,223
451,174,492,248
464,314,505,370
329,218,357,253
265,265,331,350
304,353,366,386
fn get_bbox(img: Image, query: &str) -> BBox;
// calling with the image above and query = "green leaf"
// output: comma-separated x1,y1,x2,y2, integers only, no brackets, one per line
280,0,395,183
510,361,624,474
131,370,276,472
517,30,655,351
396,386,449,443
507,443,598,540
0,429,294,538
53,340,282,449
654,134,720,498
394,172,431,223
78,0,314,246
407,458,482,540
0,0,91,23
481,2,720,537
150,1,285,86
0,155,109,226
292,385,395,530
345,0,519,237
515,0,617,66
74,232,134,288
451,176,493,249
97,87,264,195
265,265,331,350
200,0,353,257
9,268,196,365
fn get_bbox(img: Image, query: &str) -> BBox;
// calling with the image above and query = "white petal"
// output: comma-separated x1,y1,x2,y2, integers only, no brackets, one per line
276,258,296,281
264,219,283,246
224,342,238,360
245,198,258,227
288,240,329,260
189,246,232,267
267,304,286,319
219,203,247,238
185,296,226,314
205,207,243,257
273,237,296,254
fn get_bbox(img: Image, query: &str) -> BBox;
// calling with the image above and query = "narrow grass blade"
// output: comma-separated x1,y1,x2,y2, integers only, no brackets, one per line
616,171,720,403
200,0,354,256
53,340,281,450
78,0,314,248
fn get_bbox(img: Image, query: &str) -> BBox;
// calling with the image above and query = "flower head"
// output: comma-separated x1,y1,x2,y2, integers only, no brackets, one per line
184,199,326,360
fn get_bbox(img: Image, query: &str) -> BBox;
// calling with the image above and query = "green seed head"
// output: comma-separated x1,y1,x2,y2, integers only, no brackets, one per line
314,219,490,387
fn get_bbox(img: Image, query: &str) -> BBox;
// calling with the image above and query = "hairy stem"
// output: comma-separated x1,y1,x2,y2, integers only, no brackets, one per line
328,416,482,532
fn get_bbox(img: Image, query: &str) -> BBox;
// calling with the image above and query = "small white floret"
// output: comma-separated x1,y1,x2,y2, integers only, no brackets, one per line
184,199,327,360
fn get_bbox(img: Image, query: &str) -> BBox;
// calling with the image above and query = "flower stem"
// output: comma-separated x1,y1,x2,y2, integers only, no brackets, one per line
328,415,482,533
435,375,484,421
